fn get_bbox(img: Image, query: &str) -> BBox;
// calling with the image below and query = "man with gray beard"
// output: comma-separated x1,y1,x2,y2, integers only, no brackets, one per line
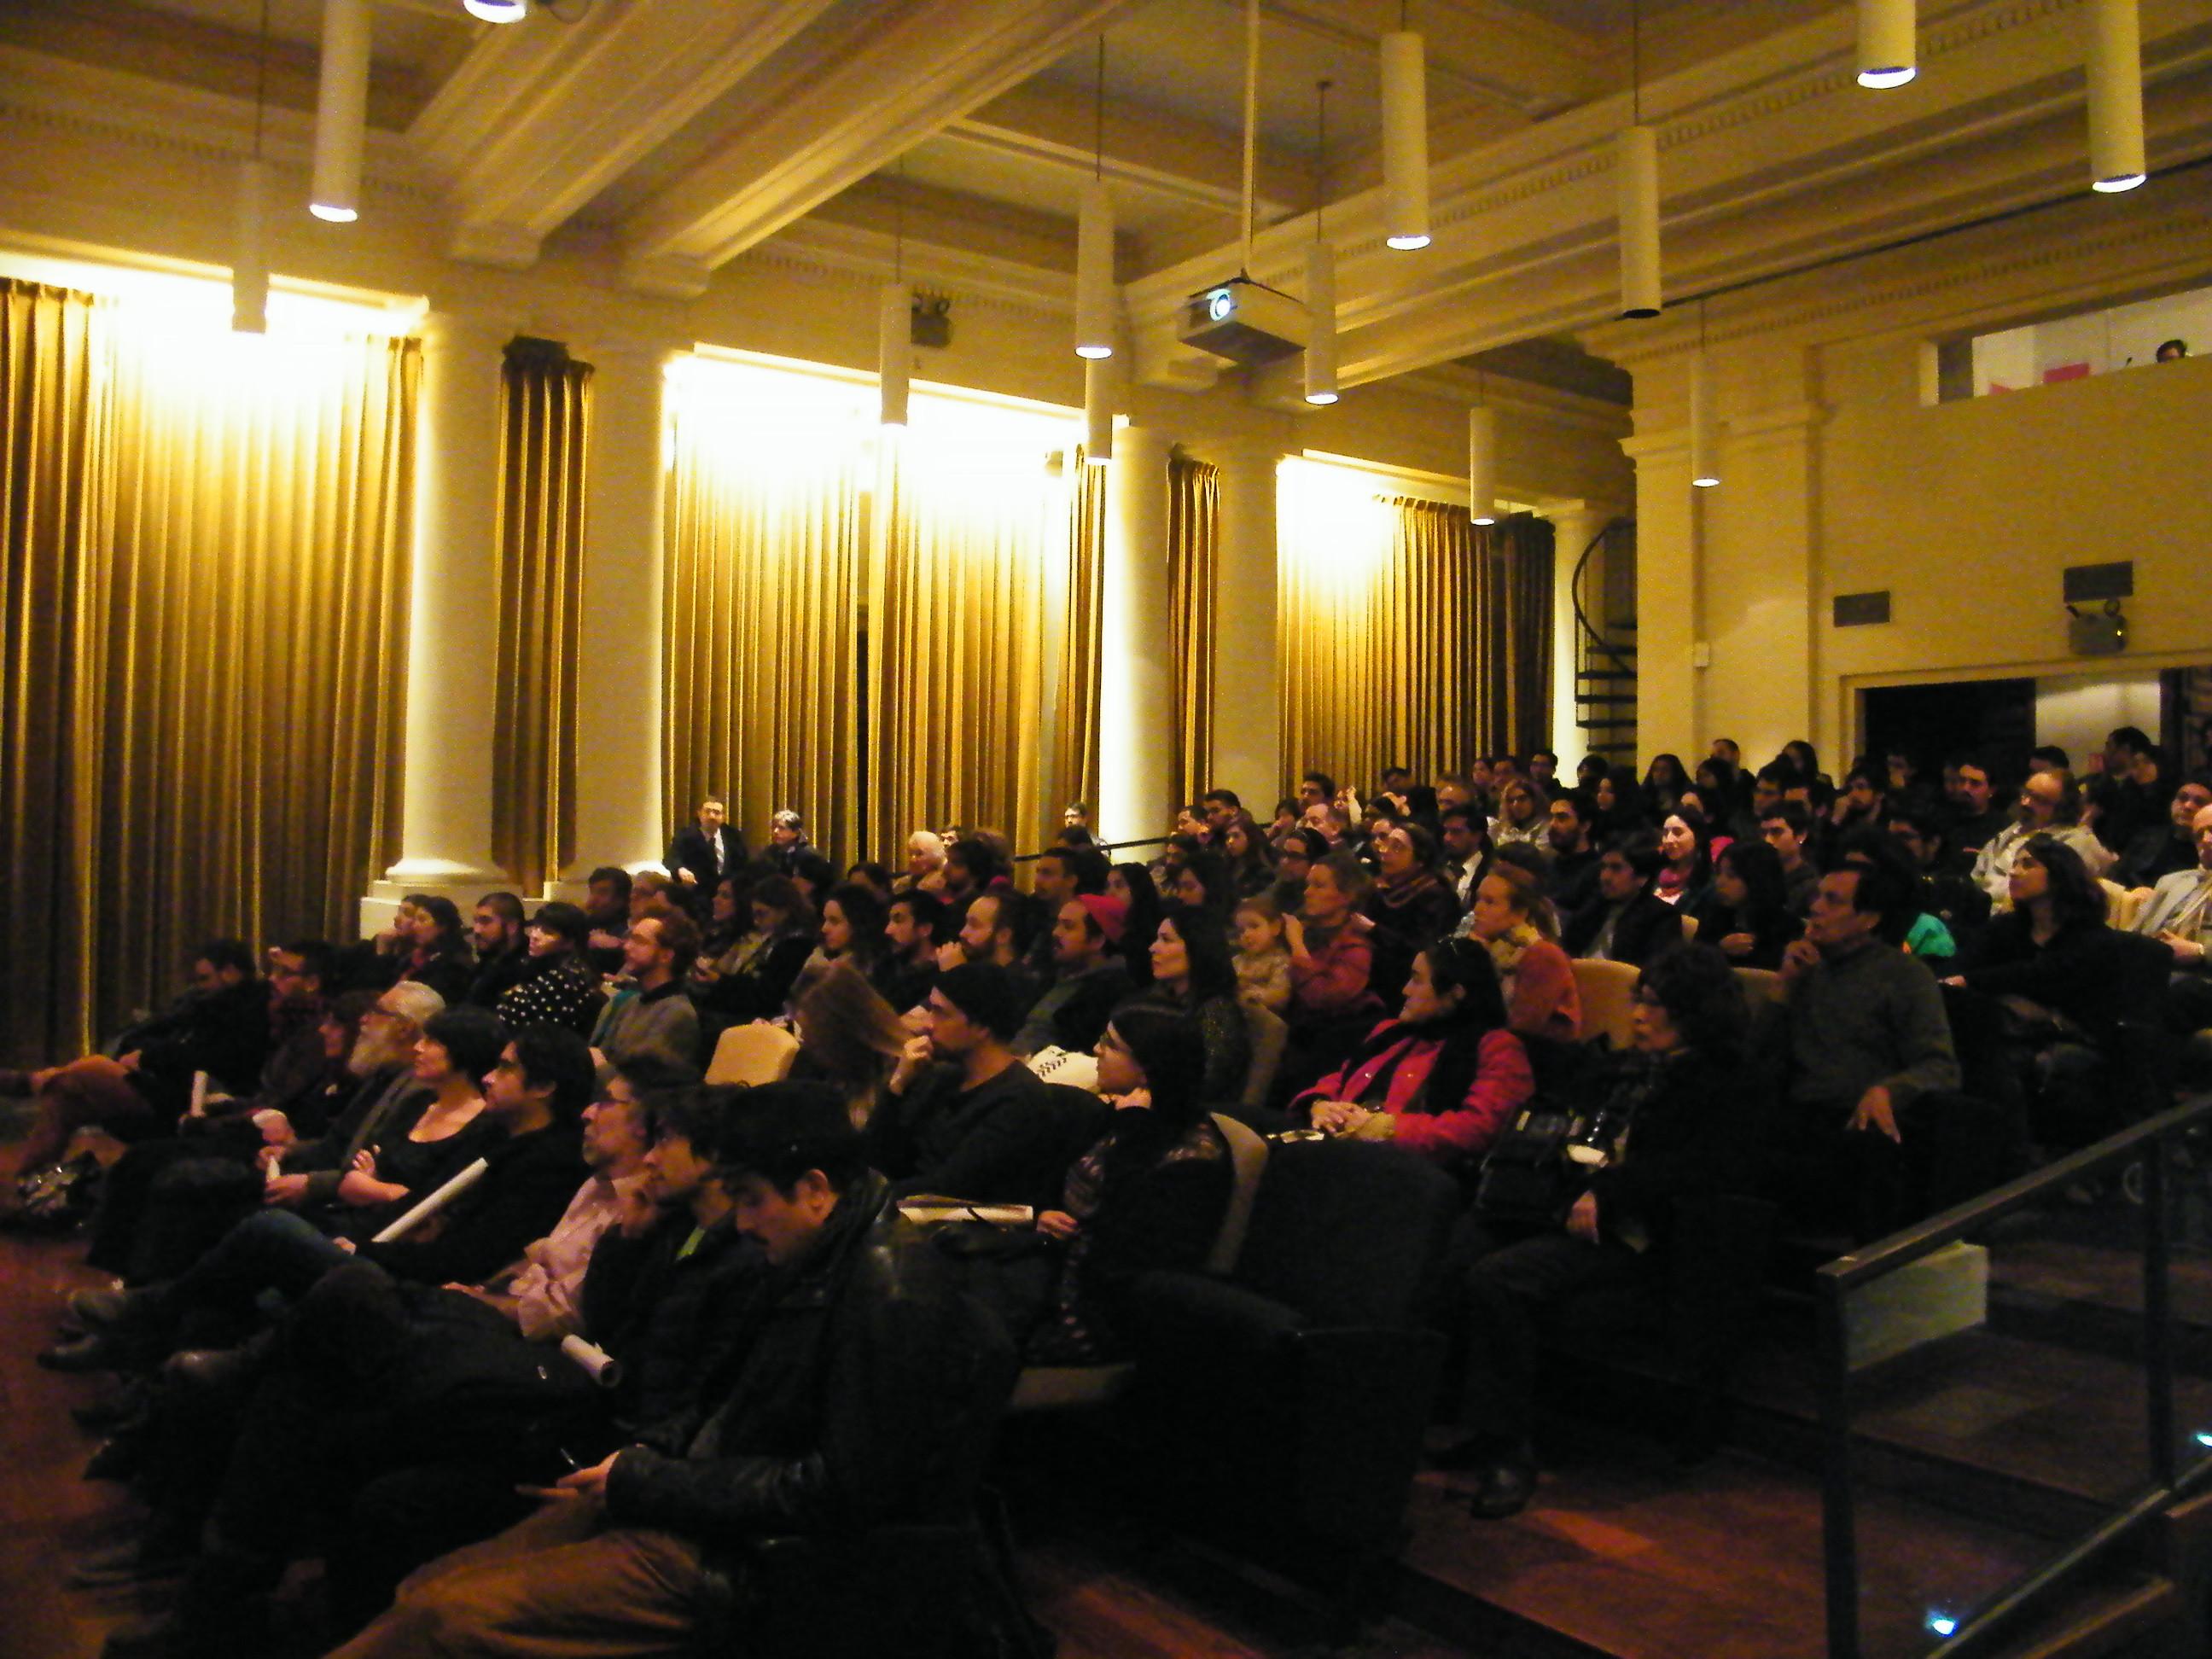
74,984,445,1295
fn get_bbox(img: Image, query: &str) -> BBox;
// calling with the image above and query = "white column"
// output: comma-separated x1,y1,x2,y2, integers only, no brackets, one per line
562,336,674,891
1097,427,1173,848
1538,498,1623,769
1210,438,1283,812
367,311,509,932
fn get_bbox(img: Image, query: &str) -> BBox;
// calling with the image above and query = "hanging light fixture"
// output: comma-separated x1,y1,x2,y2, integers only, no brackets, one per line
1074,38,1116,358
1468,381,1498,527
880,164,910,428
2086,0,2147,193
1380,4,1429,250
462,0,529,20
1305,79,1338,406
1617,0,1661,319
310,0,371,222
233,0,271,332
1856,0,1917,89
1084,357,1115,464
1690,300,1719,489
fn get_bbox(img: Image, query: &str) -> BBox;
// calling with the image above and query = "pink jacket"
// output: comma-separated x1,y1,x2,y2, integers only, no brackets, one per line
1295,1022,1534,1162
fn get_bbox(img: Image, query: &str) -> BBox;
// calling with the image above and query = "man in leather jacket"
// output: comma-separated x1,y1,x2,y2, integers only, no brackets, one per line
330,1080,1019,1659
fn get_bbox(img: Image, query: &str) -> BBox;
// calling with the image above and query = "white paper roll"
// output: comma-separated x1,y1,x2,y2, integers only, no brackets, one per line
560,1334,623,1388
371,1157,490,1243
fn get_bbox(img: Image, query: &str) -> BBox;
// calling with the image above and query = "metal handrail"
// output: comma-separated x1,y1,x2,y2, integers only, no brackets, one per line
1569,517,1633,683
1010,834,1170,864
1816,1091,2212,1659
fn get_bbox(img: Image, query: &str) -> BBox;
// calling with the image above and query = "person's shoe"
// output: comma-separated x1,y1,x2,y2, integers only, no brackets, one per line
67,1537,189,1589
70,1378,149,1434
82,1432,149,1484
1468,1447,1539,1520
98,1612,180,1659
162,1345,256,1399
67,1283,134,1332
37,1332,128,1374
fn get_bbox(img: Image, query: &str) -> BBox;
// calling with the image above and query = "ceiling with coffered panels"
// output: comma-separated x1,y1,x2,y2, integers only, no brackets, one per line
3,0,2209,398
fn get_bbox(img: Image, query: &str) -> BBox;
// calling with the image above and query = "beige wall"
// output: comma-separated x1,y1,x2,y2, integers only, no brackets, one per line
1597,185,2212,777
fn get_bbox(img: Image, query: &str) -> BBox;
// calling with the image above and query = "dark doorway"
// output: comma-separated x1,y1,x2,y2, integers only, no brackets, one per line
1863,678,2035,776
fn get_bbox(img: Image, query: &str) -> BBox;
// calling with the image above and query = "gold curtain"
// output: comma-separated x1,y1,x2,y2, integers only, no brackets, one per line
1,278,416,1061
1479,513,1555,759
1167,450,1218,813
661,410,866,867
1052,455,1105,819
490,340,591,894
1,281,114,1062
1278,492,1552,789
864,446,1061,859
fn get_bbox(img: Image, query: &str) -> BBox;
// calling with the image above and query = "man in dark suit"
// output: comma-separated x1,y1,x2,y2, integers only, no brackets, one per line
664,795,745,917
1562,830,1685,968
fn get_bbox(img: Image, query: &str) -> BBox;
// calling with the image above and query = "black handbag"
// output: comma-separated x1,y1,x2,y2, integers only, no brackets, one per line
1470,1105,1581,1227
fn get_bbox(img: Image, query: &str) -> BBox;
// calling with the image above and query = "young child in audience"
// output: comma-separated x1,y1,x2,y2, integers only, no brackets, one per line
1231,894,1293,1014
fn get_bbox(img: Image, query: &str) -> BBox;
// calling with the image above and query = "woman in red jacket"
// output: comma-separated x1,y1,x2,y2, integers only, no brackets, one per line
1290,936,1534,1167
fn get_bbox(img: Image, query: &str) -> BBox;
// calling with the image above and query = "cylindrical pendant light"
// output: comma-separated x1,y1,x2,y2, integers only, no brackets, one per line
1617,125,1661,319
878,282,910,429
1856,0,1917,89
1075,39,1116,358
1304,79,1338,405
233,160,269,333
1380,27,1429,250
1304,242,1339,405
2086,0,2147,193
1467,404,1498,526
1074,178,1116,358
1084,357,1114,464
310,0,371,222
1689,352,1719,489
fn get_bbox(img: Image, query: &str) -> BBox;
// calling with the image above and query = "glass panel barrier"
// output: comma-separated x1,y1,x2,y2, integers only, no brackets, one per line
1818,1102,2212,1658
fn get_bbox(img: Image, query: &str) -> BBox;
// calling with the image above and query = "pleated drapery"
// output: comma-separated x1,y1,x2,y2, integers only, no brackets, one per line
1166,450,1219,813
863,439,1066,859
490,337,591,894
1051,455,1106,821
661,400,868,870
1278,480,1553,789
0,277,416,1061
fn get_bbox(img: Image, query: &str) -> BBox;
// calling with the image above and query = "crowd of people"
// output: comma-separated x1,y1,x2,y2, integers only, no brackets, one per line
4,725,2206,1656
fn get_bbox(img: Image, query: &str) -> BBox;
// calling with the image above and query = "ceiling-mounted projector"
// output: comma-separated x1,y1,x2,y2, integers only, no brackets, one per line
1180,276,1309,365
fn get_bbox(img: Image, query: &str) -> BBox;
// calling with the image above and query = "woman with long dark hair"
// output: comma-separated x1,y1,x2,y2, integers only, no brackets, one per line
1686,839,1799,969
1289,935,1534,1167
1592,766,1651,837
387,895,475,1005
1220,812,1278,901
1027,1004,1231,1363
1655,807,1715,908
1107,860,1166,988
1641,754,1691,818
1142,905,1254,1102
1946,834,2127,1039
699,875,817,1024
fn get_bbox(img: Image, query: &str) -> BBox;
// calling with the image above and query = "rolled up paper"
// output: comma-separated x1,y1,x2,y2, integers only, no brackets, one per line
188,1071,209,1118
560,1334,622,1388
371,1157,490,1243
